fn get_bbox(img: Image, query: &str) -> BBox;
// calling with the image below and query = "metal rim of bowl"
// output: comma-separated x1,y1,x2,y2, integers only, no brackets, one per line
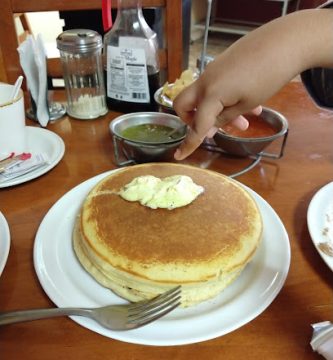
154,86,174,110
120,137,183,149
216,107,288,143
109,111,186,145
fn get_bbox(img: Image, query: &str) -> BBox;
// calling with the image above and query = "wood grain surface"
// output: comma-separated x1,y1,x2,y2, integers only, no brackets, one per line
1,81,332,359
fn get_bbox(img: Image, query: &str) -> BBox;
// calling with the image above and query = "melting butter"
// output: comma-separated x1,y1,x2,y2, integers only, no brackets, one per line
118,175,204,210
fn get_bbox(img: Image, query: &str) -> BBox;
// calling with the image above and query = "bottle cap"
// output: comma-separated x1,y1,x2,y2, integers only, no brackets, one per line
56,29,103,53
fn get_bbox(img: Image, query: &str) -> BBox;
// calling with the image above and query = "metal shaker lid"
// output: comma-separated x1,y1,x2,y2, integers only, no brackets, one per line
56,29,103,53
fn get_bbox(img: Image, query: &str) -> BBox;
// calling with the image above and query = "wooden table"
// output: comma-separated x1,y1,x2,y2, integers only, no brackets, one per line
1,81,332,359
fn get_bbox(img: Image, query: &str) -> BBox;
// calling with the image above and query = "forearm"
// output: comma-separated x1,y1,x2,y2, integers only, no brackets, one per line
290,8,333,70
222,9,333,86
173,8,333,160
199,8,333,111
258,9,333,69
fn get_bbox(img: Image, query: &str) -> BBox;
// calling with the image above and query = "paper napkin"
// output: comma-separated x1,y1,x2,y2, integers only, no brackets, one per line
311,321,333,359
0,153,49,183
17,34,50,127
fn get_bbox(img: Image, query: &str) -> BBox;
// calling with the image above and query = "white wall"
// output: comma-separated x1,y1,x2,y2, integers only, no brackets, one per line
21,12,64,58
26,12,64,42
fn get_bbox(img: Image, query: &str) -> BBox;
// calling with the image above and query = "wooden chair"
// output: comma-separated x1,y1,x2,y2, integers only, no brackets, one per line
0,0,183,86
265,0,300,16
14,13,33,43
0,47,7,83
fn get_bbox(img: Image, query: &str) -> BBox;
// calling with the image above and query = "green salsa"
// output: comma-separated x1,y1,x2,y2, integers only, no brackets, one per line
121,123,182,143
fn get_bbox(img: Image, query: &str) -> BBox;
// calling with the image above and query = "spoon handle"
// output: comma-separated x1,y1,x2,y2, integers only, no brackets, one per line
10,76,24,101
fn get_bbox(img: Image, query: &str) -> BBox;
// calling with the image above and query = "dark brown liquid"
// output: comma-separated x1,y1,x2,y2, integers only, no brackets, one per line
105,70,160,113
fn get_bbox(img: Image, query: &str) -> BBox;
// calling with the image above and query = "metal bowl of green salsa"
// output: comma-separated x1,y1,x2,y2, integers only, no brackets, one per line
109,112,187,165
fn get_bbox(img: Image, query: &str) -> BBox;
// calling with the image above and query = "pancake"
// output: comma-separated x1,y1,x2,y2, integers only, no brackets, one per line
73,163,263,307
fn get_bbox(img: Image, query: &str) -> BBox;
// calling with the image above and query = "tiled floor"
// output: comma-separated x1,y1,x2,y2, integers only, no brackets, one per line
188,32,242,71
188,30,301,81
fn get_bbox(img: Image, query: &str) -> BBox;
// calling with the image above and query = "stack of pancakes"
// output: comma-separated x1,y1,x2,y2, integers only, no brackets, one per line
73,163,263,307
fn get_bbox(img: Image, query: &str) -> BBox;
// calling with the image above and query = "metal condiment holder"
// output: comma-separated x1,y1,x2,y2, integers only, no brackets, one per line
112,0,288,178
26,93,66,123
112,135,136,167
113,129,288,177
201,129,288,178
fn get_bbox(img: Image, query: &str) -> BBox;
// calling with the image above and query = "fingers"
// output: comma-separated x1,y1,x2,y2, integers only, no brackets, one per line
206,126,219,138
173,80,263,160
174,127,205,160
174,104,263,160
215,113,249,131
202,113,252,139
174,97,224,160
228,115,249,131
173,83,198,125
252,105,263,116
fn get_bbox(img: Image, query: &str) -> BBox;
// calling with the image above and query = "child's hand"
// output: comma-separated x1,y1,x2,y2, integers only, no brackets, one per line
173,9,333,160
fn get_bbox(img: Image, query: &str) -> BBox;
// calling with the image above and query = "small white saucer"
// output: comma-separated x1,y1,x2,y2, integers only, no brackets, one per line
307,182,333,271
0,211,10,276
0,126,65,188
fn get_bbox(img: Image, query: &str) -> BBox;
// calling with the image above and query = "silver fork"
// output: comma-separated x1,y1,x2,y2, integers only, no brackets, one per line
0,286,181,330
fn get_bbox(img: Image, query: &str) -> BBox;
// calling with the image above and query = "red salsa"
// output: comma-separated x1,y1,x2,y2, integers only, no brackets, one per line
221,114,277,138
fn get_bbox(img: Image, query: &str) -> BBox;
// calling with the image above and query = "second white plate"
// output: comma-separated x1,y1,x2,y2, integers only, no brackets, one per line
34,170,290,346
0,211,10,276
307,182,333,271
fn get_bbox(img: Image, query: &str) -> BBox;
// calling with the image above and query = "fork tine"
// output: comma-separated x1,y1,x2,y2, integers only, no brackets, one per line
128,298,181,328
128,292,181,320
129,286,181,313
127,286,181,328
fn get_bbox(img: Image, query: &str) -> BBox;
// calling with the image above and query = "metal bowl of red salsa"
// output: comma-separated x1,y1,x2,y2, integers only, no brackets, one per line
213,107,288,157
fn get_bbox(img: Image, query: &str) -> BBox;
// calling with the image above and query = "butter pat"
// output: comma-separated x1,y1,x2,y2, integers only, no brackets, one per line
119,175,204,210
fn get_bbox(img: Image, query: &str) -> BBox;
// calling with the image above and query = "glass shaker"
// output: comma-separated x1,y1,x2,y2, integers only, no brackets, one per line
103,0,161,113
57,29,108,119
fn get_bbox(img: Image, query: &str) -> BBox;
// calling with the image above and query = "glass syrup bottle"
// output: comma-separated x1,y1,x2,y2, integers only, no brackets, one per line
103,0,160,112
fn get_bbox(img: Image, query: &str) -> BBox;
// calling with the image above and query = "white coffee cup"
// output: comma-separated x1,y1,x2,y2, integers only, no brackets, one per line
0,82,27,158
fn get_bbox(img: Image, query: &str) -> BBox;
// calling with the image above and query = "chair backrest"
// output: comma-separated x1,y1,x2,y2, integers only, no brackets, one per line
0,0,183,85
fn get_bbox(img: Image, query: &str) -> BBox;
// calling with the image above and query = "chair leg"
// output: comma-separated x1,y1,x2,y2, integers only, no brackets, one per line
295,0,301,11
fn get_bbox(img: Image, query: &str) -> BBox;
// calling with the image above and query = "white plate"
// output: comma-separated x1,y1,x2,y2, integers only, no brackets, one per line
307,182,333,270
0,126,65,188
0,211,10,276
34,170,290,346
